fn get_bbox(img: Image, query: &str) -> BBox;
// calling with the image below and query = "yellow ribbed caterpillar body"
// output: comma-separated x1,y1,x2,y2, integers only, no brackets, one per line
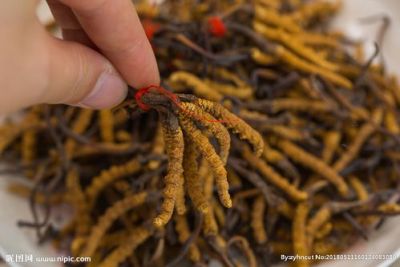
179,115,232,208
85,158,141,207
201,161,219,235
169,71,223,101
274,139,349,197
175,172,187,215
253,22,338,71
349,176,369,201
252,98,334,114
65,109,94,157
384,110,400,134
193,98,264,156
212,68,248,87
0,114,41,154
255,4,302,33
153,113,185,227
21,107,42,168
183,139,209,214
80,192,148,258
290,0,341,24
293,202,311,267
315,223,333,240
99,109,114,143
204,79,253,100
65,168,91,238
251,48,278,65
306,206,332,238
180,102,231,163
274,45,352,89
251,195,267,244
148,123,165,170
262,142,300,184
333,108,383,172
243,146,308,202
322,130,341,164
98,226,151,267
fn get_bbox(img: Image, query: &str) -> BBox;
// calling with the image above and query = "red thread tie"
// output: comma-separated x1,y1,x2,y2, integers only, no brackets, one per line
135,86,152,111
135,85,180,111
135,85,230,124
207,16,227,38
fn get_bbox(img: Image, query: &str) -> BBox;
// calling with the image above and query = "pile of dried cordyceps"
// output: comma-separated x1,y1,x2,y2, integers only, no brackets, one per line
2,0,400,266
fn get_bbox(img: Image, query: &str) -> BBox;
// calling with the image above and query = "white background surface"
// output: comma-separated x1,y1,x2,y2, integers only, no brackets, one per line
1,0,400,266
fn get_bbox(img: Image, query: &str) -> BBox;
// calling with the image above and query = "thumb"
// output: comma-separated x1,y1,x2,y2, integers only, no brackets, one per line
42,35,127,109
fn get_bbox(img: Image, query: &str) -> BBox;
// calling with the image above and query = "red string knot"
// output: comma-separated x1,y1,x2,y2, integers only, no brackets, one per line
134,85,230,124
135,85,180,112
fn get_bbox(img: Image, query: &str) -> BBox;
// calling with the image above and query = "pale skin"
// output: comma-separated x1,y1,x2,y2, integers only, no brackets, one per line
0,0,159,114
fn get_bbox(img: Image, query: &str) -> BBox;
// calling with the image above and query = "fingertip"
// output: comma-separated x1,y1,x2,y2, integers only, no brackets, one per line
122,39,160,88
132,49,160,88
44,35,128,109
59,0,160,89
75,69,128,109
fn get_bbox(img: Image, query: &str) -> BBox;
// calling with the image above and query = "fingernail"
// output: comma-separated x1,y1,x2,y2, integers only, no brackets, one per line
78,71,127,109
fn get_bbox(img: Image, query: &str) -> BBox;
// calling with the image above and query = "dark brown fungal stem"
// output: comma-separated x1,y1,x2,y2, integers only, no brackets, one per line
228,158,280,207
342,212,369,241
174,34,249,66
206,236,235,267
17,164,49,241
354,43,380,88
359,14,390,67
165,213,203,267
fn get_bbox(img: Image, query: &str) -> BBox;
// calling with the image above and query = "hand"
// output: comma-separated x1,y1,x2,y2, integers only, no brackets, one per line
0,0,159,114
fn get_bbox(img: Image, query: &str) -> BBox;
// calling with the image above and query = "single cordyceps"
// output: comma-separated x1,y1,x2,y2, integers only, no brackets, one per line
2,0,400,266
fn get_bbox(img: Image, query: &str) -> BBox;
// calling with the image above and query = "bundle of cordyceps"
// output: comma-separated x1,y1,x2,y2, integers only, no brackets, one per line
2,0,400,266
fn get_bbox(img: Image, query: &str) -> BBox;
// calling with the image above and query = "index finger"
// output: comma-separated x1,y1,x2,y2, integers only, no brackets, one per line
58,0,159,88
